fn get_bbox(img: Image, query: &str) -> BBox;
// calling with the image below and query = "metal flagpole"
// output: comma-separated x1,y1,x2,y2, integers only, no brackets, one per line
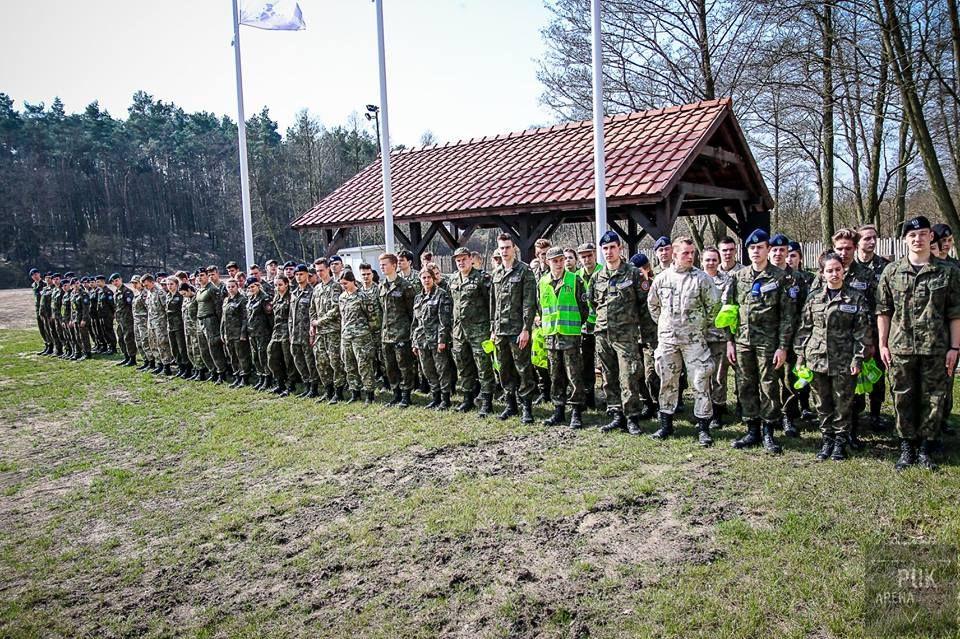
590,0,608,251
374,0,395,253
231,0,255,269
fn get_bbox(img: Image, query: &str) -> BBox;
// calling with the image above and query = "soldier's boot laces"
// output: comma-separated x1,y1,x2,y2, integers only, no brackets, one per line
732,420,762,449
761,422,783,455
895,438,916,471
437,393,451,411
816,436,834,461
697,417,714,447
399,390,412,408
569,405,584,429
521,399,534,424
364,391,375,405
650,412,674,440
600,412,626,433
782,414,799,438
848,413,865,450
456,389,476,413
917,439,938,471
324,383,337,404
544,404,565,426
477,392,494,418
499,393,518,421
387,387,402,406
627,415,643,436
831,434,848,461
425,391,441,410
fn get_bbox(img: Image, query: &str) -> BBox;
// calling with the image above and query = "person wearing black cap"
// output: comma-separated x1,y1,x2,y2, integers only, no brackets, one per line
652,236,672,276
111,274,137,367
877,215,960,470
591,230,647,435
68,276,93,360
29,268,51,355
629,253,661,420
38,273,57,356
196,269,231,383
283,261,296,280
725,228,795,454
767,233,804,438
50,274,66,357
94,275,117,355
245,277,274,391
290,264,320,398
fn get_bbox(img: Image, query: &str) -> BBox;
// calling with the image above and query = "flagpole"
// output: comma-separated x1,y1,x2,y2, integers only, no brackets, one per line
231,0,255,269
590,0,608,252
374,0,395,253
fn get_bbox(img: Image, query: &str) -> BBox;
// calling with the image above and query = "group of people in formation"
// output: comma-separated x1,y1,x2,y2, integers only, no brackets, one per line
28,214,960,471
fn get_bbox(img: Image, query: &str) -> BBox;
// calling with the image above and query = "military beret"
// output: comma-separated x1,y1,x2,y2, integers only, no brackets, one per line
109,273,121,281
599,230,621,246
769,233,789,247
294,264,308,273
95,274,106,281
328,255,343,263
902,215,931,237
453,247,471,258
630,253,650,268
244,276,259,287
52,273,61,278
64,271,75,278
44,271,53,277
156,273,168,280
130,275,141,283
28,268,39,275
787,241,802,253
576,242,596,254
932,223,953,240
141,273,155,282
653,236,671,250
80,276,90,283
545,246,565,260
745,228,770,247
225,261,239,269
283,261,297,268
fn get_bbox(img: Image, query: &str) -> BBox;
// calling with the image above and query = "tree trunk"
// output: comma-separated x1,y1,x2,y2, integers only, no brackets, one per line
820,2,836,243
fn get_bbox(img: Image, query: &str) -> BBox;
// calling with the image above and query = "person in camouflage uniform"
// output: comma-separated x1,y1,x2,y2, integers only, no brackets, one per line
180,282,205,380
245,277,274,391
591,231,647,435
38,274,57,356
795,252,871,462
310,258,347,403
196,268,231,383
142,274,173,375
877,215,960,471
268,275,297,396
221,279,252,387
164,276,188,377
630,253,660,419
576,242,603,410
379,253,418,408
69,277,93,360
786,241,816,419
538,246,590,429
700,248,734,429
132,276,154,369
51,274,66,357
359,262,387,391
449,246,496,416
59,278,75,358
289,265,320,398
338,270,380,403
490,233,538,423
412,268,455,410
932,224,960,440
530,239,553,405
95,275,117,354
854,224,892,432
648,237,721,446
766,233,806,438
110,274,137,367
725,229,796,455
87,277,103,352
30,269,51,354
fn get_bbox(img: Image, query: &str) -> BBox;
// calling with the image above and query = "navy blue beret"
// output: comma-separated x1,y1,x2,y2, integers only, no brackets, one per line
745,229,770,247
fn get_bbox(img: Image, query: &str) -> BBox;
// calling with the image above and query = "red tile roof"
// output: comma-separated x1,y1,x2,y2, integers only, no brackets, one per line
292,98,740,230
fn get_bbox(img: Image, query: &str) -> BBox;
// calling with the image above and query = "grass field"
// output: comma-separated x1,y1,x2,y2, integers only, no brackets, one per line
1,327,958,638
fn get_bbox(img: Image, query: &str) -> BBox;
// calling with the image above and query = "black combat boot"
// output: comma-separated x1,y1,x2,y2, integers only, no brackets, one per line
194,367,206,381
478,392,494,417
324,383,337,404
916,439,938,470
386,387,402,406
137,358,151,371
569,405,584,429
831,434,848,461
152,360,164,374
815,436,834,461
252,374,264,390
709,403,724,430
125,355,137,367
782,414,799,438
261,375,273,392
229,374,242,388
544,404,565,426
115,355,129,367
895,438,916,471
697,417,713,447
307,382,321,398
761,421,783,454
365,390,375,404
456,388,477,413
238,374,249,388
638,402,657,420
399,389,412,408
272,378,286,394
425,391,441,410
848,413,865,450
499,393,518,420
215,371,228,385
600,411,626,433
627,415,643,435
650,412,674,440
732,420,762,449
295,381,310,397
346,389,362,403
437,393,451,411
521,398,534,424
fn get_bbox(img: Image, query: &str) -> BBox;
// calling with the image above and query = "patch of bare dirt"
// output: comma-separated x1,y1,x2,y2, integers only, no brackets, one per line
0,288,39,330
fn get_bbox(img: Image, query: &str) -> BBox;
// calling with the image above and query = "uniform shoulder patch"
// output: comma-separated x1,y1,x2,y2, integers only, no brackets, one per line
640,280,651,291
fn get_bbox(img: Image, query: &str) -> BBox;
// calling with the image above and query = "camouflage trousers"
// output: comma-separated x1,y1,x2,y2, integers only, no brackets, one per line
889,354,950,441
248,334,270,376
494,334,536,401
382,341,417,391
70,321,91,355
225,338,252,376
134,315,153,361
708,341,729,405
184,327,204,368
115,316,136,358
42,315,60,352
810,372,856,437
148,323,173,365
343,332,377,392
168,327,187,366
655,340,714,419
417,344,453,394
291,341,318,384
268,336,297,383
735,345,781,423
198,316,229,374
36,311,50,346
549,344,584,407
453,332,496,395
314,331,346,389
596,333,642,416
637,343,660,407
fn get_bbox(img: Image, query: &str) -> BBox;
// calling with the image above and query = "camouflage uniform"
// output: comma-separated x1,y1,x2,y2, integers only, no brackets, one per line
379,275,418,391
795,285,870,438
590,261,647,417
133,287,153,363
268,290,298,386
450,267,495,396
181,293,203,370
222,293,252,377
310,278,346,390
246,290,274,378
776,265,809,421
289,283,318,385
577,263,603,403
339,288,381,393
39,283,58,353
853,253,892,427
165,288,187,368
69,285,92,356
61,286,76,355
32,278,49,349
636,274,660,411
705,270,734,406
88,285,102,349
114,284,137,360
51,284,66,355
490,259,538,400
146,286,173,365
196,281,229,375
648,265,721,419
412,285,455,394
876,256,960,441
362,281,385,384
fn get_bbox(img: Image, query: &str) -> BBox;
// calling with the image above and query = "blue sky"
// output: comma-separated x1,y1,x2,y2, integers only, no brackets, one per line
1,0,556,146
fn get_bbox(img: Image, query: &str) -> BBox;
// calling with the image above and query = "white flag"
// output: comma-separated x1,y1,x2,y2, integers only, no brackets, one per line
239,0,306,31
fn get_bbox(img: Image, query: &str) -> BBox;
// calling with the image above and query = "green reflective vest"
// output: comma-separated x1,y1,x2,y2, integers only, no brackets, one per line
577,263,602,325
539,271,581,336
